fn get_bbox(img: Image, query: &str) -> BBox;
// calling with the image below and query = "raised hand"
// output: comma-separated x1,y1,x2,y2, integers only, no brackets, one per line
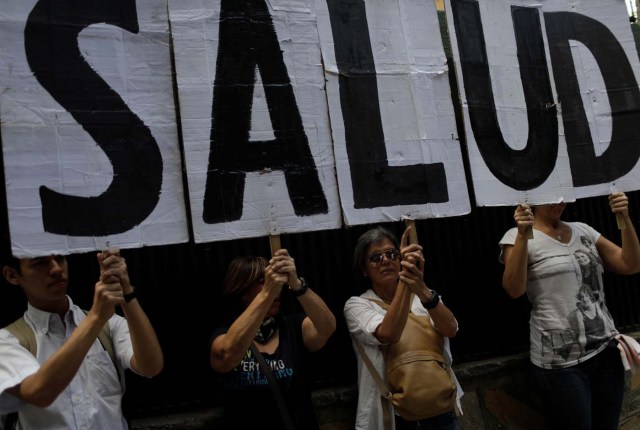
398,226,426,293
97,249,132,294
609,192,629,216
514,203,534,235
268,249,303,289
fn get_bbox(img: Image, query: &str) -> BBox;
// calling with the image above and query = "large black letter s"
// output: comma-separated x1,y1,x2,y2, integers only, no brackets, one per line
25,0,163,236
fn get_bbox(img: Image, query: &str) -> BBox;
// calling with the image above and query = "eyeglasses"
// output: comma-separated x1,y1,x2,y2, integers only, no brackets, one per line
367,249,400,266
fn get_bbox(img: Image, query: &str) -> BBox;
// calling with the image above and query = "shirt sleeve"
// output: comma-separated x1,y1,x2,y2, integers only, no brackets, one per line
498,227,518,264
109,315,134,373
574,222,602,244
0,330,38,414
343,297,385,347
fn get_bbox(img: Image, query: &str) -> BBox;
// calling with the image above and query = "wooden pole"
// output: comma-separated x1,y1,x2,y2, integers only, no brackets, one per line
405,219,418,245
524,225,534,239
616,212,627,230
269,234,281,256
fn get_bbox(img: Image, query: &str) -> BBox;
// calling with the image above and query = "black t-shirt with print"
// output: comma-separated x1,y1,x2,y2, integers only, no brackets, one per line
210,313,319,430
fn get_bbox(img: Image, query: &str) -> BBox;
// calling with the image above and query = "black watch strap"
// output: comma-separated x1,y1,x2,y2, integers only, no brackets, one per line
124,288,137,303
290,277,309,297
421,290,440,309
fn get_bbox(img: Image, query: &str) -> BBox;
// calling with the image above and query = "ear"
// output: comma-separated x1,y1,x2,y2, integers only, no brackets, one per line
3,266,21,286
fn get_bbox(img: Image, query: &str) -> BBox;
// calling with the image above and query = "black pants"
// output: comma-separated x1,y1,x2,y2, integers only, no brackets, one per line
395,410,460,430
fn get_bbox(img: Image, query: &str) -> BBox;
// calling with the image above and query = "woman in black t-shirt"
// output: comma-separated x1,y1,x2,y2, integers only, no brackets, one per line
210,249,336,429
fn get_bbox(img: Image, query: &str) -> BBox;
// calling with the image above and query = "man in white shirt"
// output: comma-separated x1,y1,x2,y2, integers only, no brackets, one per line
0,249,163,429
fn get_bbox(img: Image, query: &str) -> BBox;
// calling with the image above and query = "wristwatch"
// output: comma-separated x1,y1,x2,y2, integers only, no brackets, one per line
290,277,309,297
124,288,137,303
421,290,440,309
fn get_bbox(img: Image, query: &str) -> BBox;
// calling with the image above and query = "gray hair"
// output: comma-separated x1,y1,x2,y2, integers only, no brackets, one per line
353,226,399,276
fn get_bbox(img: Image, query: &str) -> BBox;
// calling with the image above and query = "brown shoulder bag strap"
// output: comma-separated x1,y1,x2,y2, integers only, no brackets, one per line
352,336,394,430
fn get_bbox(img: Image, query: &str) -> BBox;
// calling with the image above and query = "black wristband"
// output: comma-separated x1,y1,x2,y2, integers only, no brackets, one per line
124,288,137,303
421,290,440,309
290,277,309,297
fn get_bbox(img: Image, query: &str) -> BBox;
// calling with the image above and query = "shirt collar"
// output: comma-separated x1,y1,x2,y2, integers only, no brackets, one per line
25,296,79,334
361,289,381,300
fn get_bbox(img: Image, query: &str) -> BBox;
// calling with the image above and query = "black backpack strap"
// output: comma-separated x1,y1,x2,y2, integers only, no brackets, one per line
4,411,18,429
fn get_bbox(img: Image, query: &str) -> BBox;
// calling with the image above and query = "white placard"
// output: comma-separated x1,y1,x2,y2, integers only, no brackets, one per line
445,0,640,206
169,0,342,242
317,0,471,225
0,0,189,257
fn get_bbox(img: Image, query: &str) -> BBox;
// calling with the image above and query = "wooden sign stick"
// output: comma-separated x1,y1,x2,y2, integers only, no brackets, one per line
405,219,418,245
616,212,627,230
269,234,282,256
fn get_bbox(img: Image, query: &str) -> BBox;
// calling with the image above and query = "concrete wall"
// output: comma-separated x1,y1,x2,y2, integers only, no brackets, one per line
131,332,640,430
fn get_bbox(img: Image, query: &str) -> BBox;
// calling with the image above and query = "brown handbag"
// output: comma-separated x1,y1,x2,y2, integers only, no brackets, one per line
357,299,457,422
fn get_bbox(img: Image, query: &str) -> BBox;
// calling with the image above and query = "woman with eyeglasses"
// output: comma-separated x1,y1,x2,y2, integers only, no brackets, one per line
344,226,463,430
210,249,337,430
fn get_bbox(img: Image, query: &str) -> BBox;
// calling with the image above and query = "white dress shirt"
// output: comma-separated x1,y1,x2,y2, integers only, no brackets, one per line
0,297,134,430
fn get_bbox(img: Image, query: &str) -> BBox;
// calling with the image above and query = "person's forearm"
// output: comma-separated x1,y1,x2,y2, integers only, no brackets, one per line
620,212,640,273
297,289,336,351
298,289,336,336
375,283,412,344
502,236,529,298
427,303,458,338
211,291,275,371
10,313,105,407
122,299,164,377
407,284,457,337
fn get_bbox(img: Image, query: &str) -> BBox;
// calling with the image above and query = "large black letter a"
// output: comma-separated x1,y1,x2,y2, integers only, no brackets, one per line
203,0,328,223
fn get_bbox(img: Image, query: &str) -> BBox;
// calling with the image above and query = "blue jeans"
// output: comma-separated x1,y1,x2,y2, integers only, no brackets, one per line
395,411,459,430
530,340,625,430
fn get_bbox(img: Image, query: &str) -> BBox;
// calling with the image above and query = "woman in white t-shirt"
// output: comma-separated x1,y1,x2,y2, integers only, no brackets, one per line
500,192,640,430
344,225,463,430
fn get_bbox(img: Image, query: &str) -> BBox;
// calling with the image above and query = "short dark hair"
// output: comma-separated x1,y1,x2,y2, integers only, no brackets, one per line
0,228,18,271
352,226,399,291
222,256,268,297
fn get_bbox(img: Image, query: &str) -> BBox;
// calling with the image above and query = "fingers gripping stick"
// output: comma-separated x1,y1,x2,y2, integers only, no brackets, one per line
610,186,626,230
517,204,534,239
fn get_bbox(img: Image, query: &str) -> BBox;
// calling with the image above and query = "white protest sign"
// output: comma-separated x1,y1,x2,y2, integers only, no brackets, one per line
316,0,471,225
169,0,341,242
445,0,640,206
0,0,189,257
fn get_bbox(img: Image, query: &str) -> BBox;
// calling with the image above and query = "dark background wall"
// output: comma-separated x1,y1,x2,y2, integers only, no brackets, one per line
1,11,640,422
2,191,639,420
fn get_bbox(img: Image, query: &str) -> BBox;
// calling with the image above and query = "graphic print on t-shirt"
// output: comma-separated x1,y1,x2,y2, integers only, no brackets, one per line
223,348,294,388
575,236,602,301
539,235,615,366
